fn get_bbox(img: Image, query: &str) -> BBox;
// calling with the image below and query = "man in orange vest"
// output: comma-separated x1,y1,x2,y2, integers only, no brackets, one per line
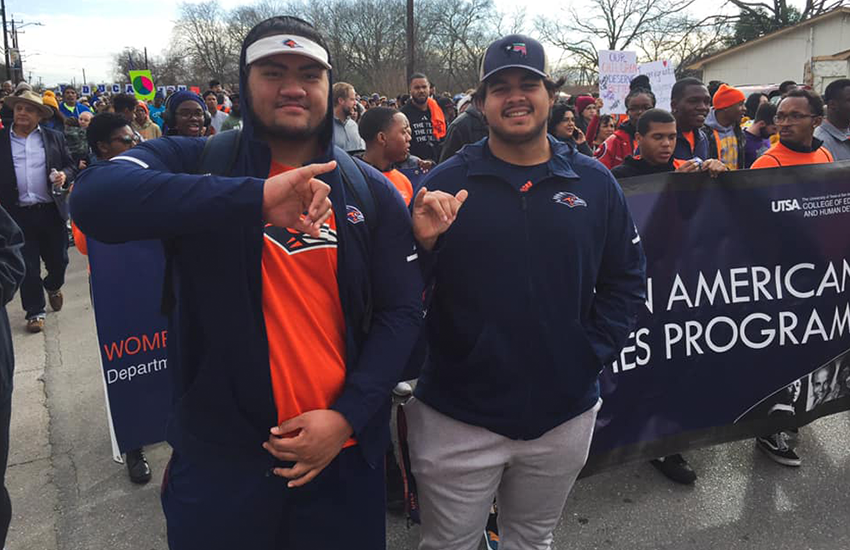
751,89,834,169
750,88,833,468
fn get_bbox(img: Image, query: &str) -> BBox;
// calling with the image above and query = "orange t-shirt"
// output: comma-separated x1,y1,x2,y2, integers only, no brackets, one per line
262,162,354,447
750,141,834,169
383,169,413,206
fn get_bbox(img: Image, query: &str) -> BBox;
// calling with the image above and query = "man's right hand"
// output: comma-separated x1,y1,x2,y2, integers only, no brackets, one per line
412,187,468,251
262,161,336,236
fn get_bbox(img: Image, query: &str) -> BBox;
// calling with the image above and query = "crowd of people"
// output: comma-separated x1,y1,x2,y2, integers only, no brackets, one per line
0,14,848,550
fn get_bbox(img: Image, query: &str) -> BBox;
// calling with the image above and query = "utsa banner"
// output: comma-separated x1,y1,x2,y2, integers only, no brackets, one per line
583,161,850,474
87,239,171,460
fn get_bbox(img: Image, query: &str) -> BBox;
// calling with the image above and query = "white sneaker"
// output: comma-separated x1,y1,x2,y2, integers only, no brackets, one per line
392,382,413,397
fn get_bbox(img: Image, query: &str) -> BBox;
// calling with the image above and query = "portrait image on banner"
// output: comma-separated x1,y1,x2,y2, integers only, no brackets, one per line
129,70,156,101
598,50,638,115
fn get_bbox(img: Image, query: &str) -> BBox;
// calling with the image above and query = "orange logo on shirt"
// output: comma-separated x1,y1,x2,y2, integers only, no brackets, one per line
520,181,533,193
264,224,338,255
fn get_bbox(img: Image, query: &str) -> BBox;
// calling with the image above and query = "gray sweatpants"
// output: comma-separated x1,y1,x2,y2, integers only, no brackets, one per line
406,398,600,550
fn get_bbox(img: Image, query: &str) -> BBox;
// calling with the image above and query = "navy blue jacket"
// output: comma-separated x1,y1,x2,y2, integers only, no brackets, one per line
673,127,710,161
70,45,423,471
415,136,646,439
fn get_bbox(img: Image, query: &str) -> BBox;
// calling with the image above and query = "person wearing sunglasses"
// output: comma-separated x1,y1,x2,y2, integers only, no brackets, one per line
76,112,152,485
751,89,834,168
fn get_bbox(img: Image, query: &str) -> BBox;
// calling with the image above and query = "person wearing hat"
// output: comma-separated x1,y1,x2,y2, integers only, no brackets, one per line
404,34,645,550
132,101,162,141
0,90,77,333
148,92,167,130
162,90,207,137
71,15,426,549
703,83,747,170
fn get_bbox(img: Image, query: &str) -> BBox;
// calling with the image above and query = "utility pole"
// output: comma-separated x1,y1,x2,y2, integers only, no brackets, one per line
82,68,86,88
406,0,414,84
144,47,149,70
1,0,10,81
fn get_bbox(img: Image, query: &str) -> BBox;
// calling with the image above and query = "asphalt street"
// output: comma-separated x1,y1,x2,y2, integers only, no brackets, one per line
4,250,849,550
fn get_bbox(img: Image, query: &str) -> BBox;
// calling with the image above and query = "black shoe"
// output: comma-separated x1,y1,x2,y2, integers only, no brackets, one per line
756,432,801,467
126,448,152,484
650,454,697,485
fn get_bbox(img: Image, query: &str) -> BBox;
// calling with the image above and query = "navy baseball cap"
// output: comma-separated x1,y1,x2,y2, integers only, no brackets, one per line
480,34,549,82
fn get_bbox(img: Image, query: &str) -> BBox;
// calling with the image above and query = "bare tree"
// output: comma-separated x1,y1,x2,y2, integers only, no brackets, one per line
535,0,717,81
173,1,239,87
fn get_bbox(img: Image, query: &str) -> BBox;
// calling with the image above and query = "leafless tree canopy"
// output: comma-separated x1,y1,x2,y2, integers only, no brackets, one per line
109,0,849,92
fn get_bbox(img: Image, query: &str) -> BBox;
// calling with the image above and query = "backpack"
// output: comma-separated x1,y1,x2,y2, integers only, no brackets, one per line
160,129,378,315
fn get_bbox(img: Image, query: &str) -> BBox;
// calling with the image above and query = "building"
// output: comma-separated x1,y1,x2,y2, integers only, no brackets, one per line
687,7,850,94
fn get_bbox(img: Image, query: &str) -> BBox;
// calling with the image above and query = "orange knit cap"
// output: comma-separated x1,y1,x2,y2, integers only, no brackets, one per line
713,84,745,110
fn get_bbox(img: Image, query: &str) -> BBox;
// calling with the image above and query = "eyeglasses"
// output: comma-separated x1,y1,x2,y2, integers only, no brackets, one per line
176,110,204,120
773,113,815,123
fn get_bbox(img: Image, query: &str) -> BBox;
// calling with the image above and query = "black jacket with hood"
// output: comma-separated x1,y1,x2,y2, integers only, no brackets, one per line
71,20,423,470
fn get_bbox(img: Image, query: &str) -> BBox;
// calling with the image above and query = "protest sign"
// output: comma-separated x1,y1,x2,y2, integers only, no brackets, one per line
110,84,121,94
598,50,638,114
639,59,676,112
177,85,187,91
584,161,850,474
129,70,156,101
81,85,91,95
97,84,106,93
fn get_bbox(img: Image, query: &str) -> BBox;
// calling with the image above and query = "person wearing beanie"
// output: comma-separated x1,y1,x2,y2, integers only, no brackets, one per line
132,101,162,141
40,94,65,131
162,90,207,137
703,83,747,170
573,94,597,133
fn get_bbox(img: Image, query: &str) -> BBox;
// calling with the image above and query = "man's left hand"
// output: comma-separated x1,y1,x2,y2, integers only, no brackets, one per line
262,409,353,488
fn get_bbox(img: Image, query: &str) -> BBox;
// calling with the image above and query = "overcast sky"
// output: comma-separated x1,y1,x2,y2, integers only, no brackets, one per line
6,0,795,87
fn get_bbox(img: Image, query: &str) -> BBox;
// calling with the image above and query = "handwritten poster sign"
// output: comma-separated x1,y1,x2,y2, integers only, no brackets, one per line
598,50,638,115
639,60,677,112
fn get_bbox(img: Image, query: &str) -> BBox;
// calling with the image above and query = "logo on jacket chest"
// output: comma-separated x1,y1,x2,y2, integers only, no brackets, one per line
264,224,338,255
553,191,588,208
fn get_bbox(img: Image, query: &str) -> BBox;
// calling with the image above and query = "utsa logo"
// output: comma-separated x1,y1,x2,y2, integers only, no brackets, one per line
505,42,527,56
771,199,801,212
553,191,587,208
282,39,301,49
264,224,337,255
346,205,365,224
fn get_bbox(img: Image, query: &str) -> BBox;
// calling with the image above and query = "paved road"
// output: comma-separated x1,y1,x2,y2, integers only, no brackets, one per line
5,251,849,549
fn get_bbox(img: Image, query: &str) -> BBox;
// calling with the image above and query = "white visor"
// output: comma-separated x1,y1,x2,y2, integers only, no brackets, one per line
245,34,332,69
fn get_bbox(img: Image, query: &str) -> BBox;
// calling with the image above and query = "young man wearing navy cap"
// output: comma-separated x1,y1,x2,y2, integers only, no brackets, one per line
405,34,646,549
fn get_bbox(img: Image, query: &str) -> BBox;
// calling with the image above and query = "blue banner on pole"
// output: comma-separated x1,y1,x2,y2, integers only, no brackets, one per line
87,239,171,456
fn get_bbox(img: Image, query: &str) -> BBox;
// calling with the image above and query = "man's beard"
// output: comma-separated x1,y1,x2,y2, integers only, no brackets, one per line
759,127,772,139
413,94,428,105
489,117,547,146
254,113,327,142
342,105,352,118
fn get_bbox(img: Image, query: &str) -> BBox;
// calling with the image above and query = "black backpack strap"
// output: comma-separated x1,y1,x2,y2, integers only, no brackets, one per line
336,151,378,234
160,130,243,315
335,152,380,334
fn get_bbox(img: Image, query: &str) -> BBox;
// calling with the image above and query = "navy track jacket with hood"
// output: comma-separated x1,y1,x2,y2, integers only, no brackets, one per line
415,136,646,439
70,34,423,471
